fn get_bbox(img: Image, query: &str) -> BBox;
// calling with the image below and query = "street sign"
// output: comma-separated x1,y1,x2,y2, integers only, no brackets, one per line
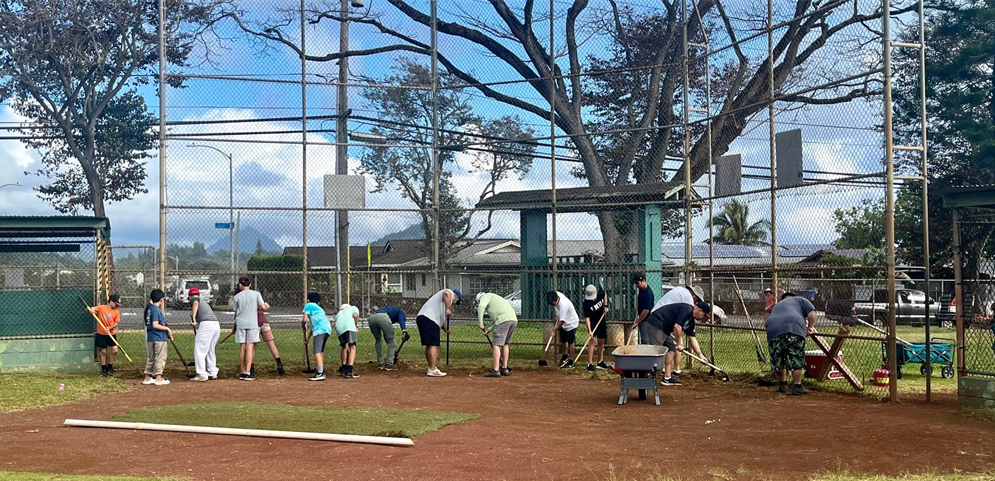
215,223,232,229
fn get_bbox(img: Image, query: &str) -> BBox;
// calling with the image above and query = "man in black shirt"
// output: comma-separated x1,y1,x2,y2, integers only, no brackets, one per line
631,273,655,344
634,300,711,386
582,284,610,371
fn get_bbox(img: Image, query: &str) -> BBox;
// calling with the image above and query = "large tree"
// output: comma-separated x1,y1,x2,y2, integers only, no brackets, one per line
892,0,995,279
0,0,214,219
710,199,771,246
224,0,910,260
357,59,536,263
832,198,885,250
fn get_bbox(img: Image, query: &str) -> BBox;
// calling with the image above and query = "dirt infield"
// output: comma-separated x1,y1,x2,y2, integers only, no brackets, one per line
1,370,994,481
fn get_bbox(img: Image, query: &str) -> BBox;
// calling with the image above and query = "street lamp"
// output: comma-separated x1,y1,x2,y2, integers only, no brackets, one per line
0,182,23,192
187,143,235,289
166,255,180,270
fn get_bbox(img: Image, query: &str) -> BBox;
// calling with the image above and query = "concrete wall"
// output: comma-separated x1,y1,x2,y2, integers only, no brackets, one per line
0,336,97,373
959,376,995,411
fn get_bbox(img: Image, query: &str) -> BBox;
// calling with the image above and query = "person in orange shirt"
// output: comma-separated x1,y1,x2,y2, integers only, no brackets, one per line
92,294,123,377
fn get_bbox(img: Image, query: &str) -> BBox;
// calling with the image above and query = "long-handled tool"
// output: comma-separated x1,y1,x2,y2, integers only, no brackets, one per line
682,350,731,382
393,331,410,365
168,338,195,378
302,327,316,374
732,276,768,369
77,296,140,372
538,332,555,366
217,330,234,346
572,317,606,365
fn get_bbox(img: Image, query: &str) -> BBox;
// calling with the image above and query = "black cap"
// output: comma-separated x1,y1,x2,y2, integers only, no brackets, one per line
631,273,646,284
238,275,252,286
545,290,559,305
696,301,712,315
108,294,121,304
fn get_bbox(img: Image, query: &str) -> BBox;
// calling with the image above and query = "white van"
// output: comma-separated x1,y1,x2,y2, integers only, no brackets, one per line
173,278,213,308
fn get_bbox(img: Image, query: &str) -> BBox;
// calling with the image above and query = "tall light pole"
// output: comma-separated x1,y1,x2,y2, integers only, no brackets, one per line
188,144,235,289
336,0,351,307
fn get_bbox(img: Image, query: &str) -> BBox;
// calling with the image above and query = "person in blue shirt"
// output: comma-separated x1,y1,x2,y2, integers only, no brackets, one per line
368,306,408,371
301,292,332,381
142,289,172,386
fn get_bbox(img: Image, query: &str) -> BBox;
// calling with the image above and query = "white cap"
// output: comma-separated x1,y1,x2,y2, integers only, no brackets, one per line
339,303,350,311
476,292,485,303
584,285,598,300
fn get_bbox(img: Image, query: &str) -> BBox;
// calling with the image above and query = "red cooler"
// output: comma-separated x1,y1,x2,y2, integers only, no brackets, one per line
804,350,844,380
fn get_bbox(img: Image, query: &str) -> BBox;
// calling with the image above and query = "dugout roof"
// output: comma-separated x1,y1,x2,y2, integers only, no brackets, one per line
475,181,688,213
0,216,111,239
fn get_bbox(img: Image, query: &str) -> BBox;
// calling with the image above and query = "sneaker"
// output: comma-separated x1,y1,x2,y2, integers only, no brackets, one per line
596,361,610,370
108,367,116,376
348,371,360,379
672,370,682,377
778,381,789,393
559,354,568,364
249,367,256,378
142,378,156,385
208,375,218,380
587,363,596,372
427,368,447,377
309,372,326,381
378,364,386,371
100,369,109,377
660,377,682,386
238,372,248,380
337,365,345,374
190,375,208,382
242,373,255,381
277,364,285,376
791,384,810,396
154,378,170,386
484,369,501,377
383,364,398,371
560,359,575,369
499,367,510,376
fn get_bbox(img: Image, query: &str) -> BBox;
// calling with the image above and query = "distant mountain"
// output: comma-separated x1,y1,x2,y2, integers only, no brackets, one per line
207,226,282,254
370,223,424,246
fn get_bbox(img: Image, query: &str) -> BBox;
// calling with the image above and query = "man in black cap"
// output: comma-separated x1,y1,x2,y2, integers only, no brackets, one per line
633,299,711,386
631,273,655,344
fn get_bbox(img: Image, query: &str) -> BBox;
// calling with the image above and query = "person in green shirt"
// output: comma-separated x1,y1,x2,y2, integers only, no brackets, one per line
476,292,518,378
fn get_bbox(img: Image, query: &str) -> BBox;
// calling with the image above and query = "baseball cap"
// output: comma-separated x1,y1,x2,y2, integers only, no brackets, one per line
546,290,559,305
631,273,646,284
689,285,705,301
108,294,121,304
452,289,462,305
764,287,773,293
238,275,252,286
339,303,350,311
584,285,598,300
476,292,485,303
696,301,712,316
187,288,200,296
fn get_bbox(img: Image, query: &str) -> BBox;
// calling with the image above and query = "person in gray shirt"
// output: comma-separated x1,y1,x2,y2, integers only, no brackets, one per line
189,287,219,381
231,276,269,381
764,292,817,395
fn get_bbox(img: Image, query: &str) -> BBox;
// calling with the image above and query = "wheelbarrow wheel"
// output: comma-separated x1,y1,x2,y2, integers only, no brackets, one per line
639,389,647,400
920,364,932,377
941,366,954,379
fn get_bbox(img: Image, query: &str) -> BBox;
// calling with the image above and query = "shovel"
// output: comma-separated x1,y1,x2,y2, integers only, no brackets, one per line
538,332,555,366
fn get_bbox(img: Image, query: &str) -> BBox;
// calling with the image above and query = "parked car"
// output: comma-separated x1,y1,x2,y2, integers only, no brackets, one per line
172,278,213,309
826,288,940,326
504,290,522,316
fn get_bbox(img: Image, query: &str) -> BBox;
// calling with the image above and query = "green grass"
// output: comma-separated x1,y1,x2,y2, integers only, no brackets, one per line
0,473,181,481
0,373,133,414
110,401,480,438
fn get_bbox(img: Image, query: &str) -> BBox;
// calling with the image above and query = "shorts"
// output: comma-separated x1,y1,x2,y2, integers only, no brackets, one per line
338,331,358,347
95,333,117,349
236,327,260,344
312,333,329,354
417,315,441,347
559,327,576,344
663,333,677,351
768,333,806,372
257,311,268,327
260,323,274,343
642,324,666,347
491,321,517,346
589,316,608,339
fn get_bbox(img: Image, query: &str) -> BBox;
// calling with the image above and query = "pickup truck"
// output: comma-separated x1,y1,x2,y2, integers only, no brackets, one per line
826,288,941,326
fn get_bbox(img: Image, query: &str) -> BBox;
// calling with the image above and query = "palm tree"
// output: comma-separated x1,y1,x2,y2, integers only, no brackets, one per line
711,200,772,246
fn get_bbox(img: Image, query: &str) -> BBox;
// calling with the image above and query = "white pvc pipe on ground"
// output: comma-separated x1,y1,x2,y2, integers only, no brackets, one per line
64,419,414,446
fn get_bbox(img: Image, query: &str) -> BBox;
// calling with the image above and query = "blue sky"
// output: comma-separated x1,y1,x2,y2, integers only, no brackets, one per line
0,0,894,250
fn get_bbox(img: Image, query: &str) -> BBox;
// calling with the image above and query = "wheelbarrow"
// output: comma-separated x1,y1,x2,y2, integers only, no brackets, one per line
611,345,667,406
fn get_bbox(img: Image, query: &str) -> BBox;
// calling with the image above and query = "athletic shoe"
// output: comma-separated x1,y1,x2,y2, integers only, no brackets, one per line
108,367,116,376
484,369,501,377
190,375,208,382
672,370,682,377
242,373,255,381
791,384,810,396
277,363,285,376
427,368,447,377
378,364,386,371
337,365,345,374
348,371,360,379
309,372,326,381
596,361,610,370
238,372,248,380
208,375,217,380
560,359,574,369
100,369,109,377
558,358,569,368
587,363,595,372
154,378,170,386
383,364,398,371
499,367,510,376
559,354,568,364
249,367,256,378
660,377,682,386
778,381,789,393
142,378,156,385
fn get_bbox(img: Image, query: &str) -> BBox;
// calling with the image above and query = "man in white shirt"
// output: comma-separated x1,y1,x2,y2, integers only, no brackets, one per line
546,290,580,369
416,288,462,377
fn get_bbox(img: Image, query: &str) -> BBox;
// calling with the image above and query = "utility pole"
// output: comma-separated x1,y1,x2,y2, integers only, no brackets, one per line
336,0,350,307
